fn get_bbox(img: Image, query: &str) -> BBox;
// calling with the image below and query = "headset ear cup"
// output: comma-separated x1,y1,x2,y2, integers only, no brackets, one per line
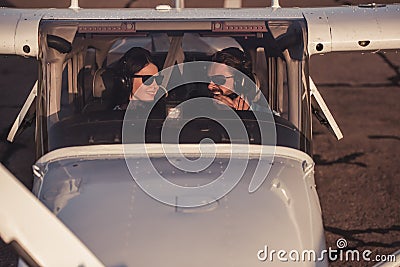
110,65,132,101
112,72,129,91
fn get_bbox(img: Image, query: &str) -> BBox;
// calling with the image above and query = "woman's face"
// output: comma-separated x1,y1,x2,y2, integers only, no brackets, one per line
130,63,160,101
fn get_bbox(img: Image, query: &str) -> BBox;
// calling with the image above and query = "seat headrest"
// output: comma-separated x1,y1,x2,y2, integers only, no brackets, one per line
92,68,107,98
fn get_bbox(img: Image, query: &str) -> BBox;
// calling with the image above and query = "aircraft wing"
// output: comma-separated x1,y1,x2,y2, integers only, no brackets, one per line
302,4,400,139
0,5,399,57
303,4,400,55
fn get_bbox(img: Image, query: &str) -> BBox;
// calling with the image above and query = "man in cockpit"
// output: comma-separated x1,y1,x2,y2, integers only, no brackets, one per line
207,47,262,111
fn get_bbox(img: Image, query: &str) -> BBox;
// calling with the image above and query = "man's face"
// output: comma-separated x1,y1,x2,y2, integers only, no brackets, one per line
207,63,235,96
207,63,250,111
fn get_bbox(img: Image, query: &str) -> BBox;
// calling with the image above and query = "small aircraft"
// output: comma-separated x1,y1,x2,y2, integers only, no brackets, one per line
0,0,399,266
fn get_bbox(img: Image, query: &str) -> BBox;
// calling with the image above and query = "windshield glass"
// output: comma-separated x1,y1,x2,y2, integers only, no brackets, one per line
38,20,310,155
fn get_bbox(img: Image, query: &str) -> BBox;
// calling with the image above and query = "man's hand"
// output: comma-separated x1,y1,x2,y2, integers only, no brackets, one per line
213,94,250,110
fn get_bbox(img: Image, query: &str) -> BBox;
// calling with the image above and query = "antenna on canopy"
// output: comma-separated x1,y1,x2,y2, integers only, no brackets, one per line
175,0,184,9
271,0,280,8
69,0,80,9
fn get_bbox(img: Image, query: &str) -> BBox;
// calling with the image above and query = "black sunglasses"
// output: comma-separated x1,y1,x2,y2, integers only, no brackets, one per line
208,75,234,86
132,75,164,86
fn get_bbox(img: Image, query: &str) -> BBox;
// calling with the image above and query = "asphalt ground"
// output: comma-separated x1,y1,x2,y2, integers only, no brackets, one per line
0,0,399,266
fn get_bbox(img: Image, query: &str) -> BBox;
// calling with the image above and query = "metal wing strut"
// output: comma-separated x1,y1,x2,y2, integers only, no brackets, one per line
7,81,37,142
310,77,343,140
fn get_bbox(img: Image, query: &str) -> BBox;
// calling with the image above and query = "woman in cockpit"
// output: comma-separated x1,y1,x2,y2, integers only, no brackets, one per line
111,47,164,110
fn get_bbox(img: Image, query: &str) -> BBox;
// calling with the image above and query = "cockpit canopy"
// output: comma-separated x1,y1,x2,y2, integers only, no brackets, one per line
36,19,311,155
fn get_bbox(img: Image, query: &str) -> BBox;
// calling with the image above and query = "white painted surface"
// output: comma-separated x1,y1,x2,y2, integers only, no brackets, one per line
0,9,46,57
34,144,326,266
0,164,104,267
304,5,400,55
0,5,399,57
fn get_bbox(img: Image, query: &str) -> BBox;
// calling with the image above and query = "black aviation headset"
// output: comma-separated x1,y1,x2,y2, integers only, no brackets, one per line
112,55,136,99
